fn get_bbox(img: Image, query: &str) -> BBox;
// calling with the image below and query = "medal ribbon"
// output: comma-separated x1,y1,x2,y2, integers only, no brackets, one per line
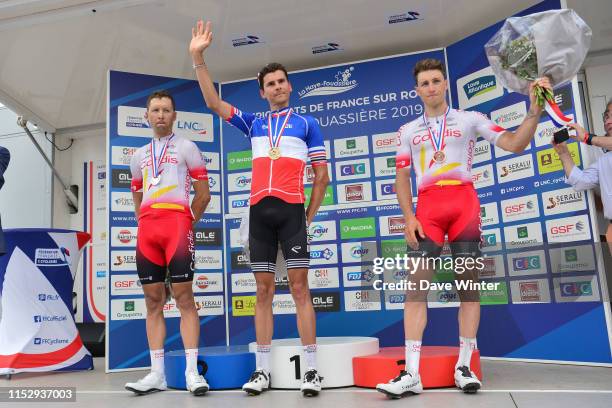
150,134,174,179
422,106,449,167
267,108,293,150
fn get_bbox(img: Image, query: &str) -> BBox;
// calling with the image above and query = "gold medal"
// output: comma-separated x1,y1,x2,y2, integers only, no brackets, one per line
433,150,446,163
268,147,281,160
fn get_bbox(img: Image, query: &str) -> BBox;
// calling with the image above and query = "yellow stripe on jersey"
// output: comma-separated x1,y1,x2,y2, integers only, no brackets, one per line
150,185,177,199
432,162,461,176
434,180,463,186
419,146,426,173
151,203,184,210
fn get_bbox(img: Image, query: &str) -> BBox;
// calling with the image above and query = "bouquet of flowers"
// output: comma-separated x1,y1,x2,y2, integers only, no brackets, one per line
485,9,591,126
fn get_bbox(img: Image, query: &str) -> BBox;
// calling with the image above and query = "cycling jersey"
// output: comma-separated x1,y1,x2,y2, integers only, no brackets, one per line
130,134,208,219
226,106,327,205
396,108,505,192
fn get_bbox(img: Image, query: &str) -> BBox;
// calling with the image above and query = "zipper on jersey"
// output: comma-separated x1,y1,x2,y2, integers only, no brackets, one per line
268,159,274,193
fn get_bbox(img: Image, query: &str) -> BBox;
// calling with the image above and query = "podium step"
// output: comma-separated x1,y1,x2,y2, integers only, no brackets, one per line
248,337,379,389
165,346,254,390
353,346,482,389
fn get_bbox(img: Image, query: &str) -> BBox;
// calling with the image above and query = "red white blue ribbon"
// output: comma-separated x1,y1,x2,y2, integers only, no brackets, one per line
150,134,174,179
544,98,572,128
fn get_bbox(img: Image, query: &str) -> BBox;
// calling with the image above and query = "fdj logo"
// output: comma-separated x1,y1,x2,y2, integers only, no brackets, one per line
517,227,528,239
232,199,248,208
389,294,406,303
312,248,334,260
347,269,375,282
350,246,369,259
346,139,356,149
341,163,366,176
565,249,578,262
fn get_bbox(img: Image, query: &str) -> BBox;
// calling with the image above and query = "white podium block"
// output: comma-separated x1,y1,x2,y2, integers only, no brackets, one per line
248,336,379,389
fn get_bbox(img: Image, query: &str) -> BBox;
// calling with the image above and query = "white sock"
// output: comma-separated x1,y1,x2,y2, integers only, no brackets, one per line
303,344,317,370
405,340,422,376
456,337,477,369
150,349,165,375
184,348,198,375
256,344,271,373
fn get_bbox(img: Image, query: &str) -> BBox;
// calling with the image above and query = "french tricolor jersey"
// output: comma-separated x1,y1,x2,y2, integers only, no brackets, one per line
130,134,208,219
396,108,506,192
226,106,327,205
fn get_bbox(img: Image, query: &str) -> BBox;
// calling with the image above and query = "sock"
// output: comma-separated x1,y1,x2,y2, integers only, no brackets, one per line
303,344,317,370
184,348,198,375
456,337,477,369
405,340,422,376
256,344,271,373
150,349,165,375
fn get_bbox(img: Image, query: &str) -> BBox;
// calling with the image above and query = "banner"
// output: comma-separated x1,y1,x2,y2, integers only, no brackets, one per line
0,229,92,374
80,160,107,323
106,71,226,371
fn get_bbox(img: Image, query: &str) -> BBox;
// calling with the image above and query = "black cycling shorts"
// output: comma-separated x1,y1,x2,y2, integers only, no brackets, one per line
249,196,309,273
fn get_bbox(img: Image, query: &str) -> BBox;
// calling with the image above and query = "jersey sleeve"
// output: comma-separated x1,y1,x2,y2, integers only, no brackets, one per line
305,116,327,166
181,139,209,181
395,125,412,170
226,105,257,137
472,111,506,146
129,149,143,192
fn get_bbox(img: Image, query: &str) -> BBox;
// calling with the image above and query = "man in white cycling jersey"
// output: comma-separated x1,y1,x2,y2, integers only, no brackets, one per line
124,90,211,396
376,58,550,398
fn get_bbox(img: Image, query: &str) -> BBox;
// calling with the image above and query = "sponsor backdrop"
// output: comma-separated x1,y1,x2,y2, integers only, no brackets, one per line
220,0,611,364
107,71,226,371
445,0,611,363
106,0,611,371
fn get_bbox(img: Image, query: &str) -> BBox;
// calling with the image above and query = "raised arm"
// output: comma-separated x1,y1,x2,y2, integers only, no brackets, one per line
189,20,232,119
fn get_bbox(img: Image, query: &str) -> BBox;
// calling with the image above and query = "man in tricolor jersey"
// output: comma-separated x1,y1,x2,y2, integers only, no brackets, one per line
125,91,211,396
189,21,330,397
376,58,551,398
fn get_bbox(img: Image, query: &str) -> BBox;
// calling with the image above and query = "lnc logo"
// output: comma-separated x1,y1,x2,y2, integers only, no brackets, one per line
177,121,207,135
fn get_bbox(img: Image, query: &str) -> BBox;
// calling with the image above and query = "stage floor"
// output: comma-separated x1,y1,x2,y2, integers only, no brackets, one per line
2,358,612,407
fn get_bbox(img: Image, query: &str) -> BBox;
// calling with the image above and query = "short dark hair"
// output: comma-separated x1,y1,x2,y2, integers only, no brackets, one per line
413,58,446,83
146,90,175,111
257,62,289,90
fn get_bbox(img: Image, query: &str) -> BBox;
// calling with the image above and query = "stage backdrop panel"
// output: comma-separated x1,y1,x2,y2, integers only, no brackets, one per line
106,71,226,371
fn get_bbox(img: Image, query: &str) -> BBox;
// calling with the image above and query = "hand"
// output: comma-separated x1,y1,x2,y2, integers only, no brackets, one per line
566,123,587,143
528,77,553,111
190,20,213,57
404,215,425,250
551,137,570,157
